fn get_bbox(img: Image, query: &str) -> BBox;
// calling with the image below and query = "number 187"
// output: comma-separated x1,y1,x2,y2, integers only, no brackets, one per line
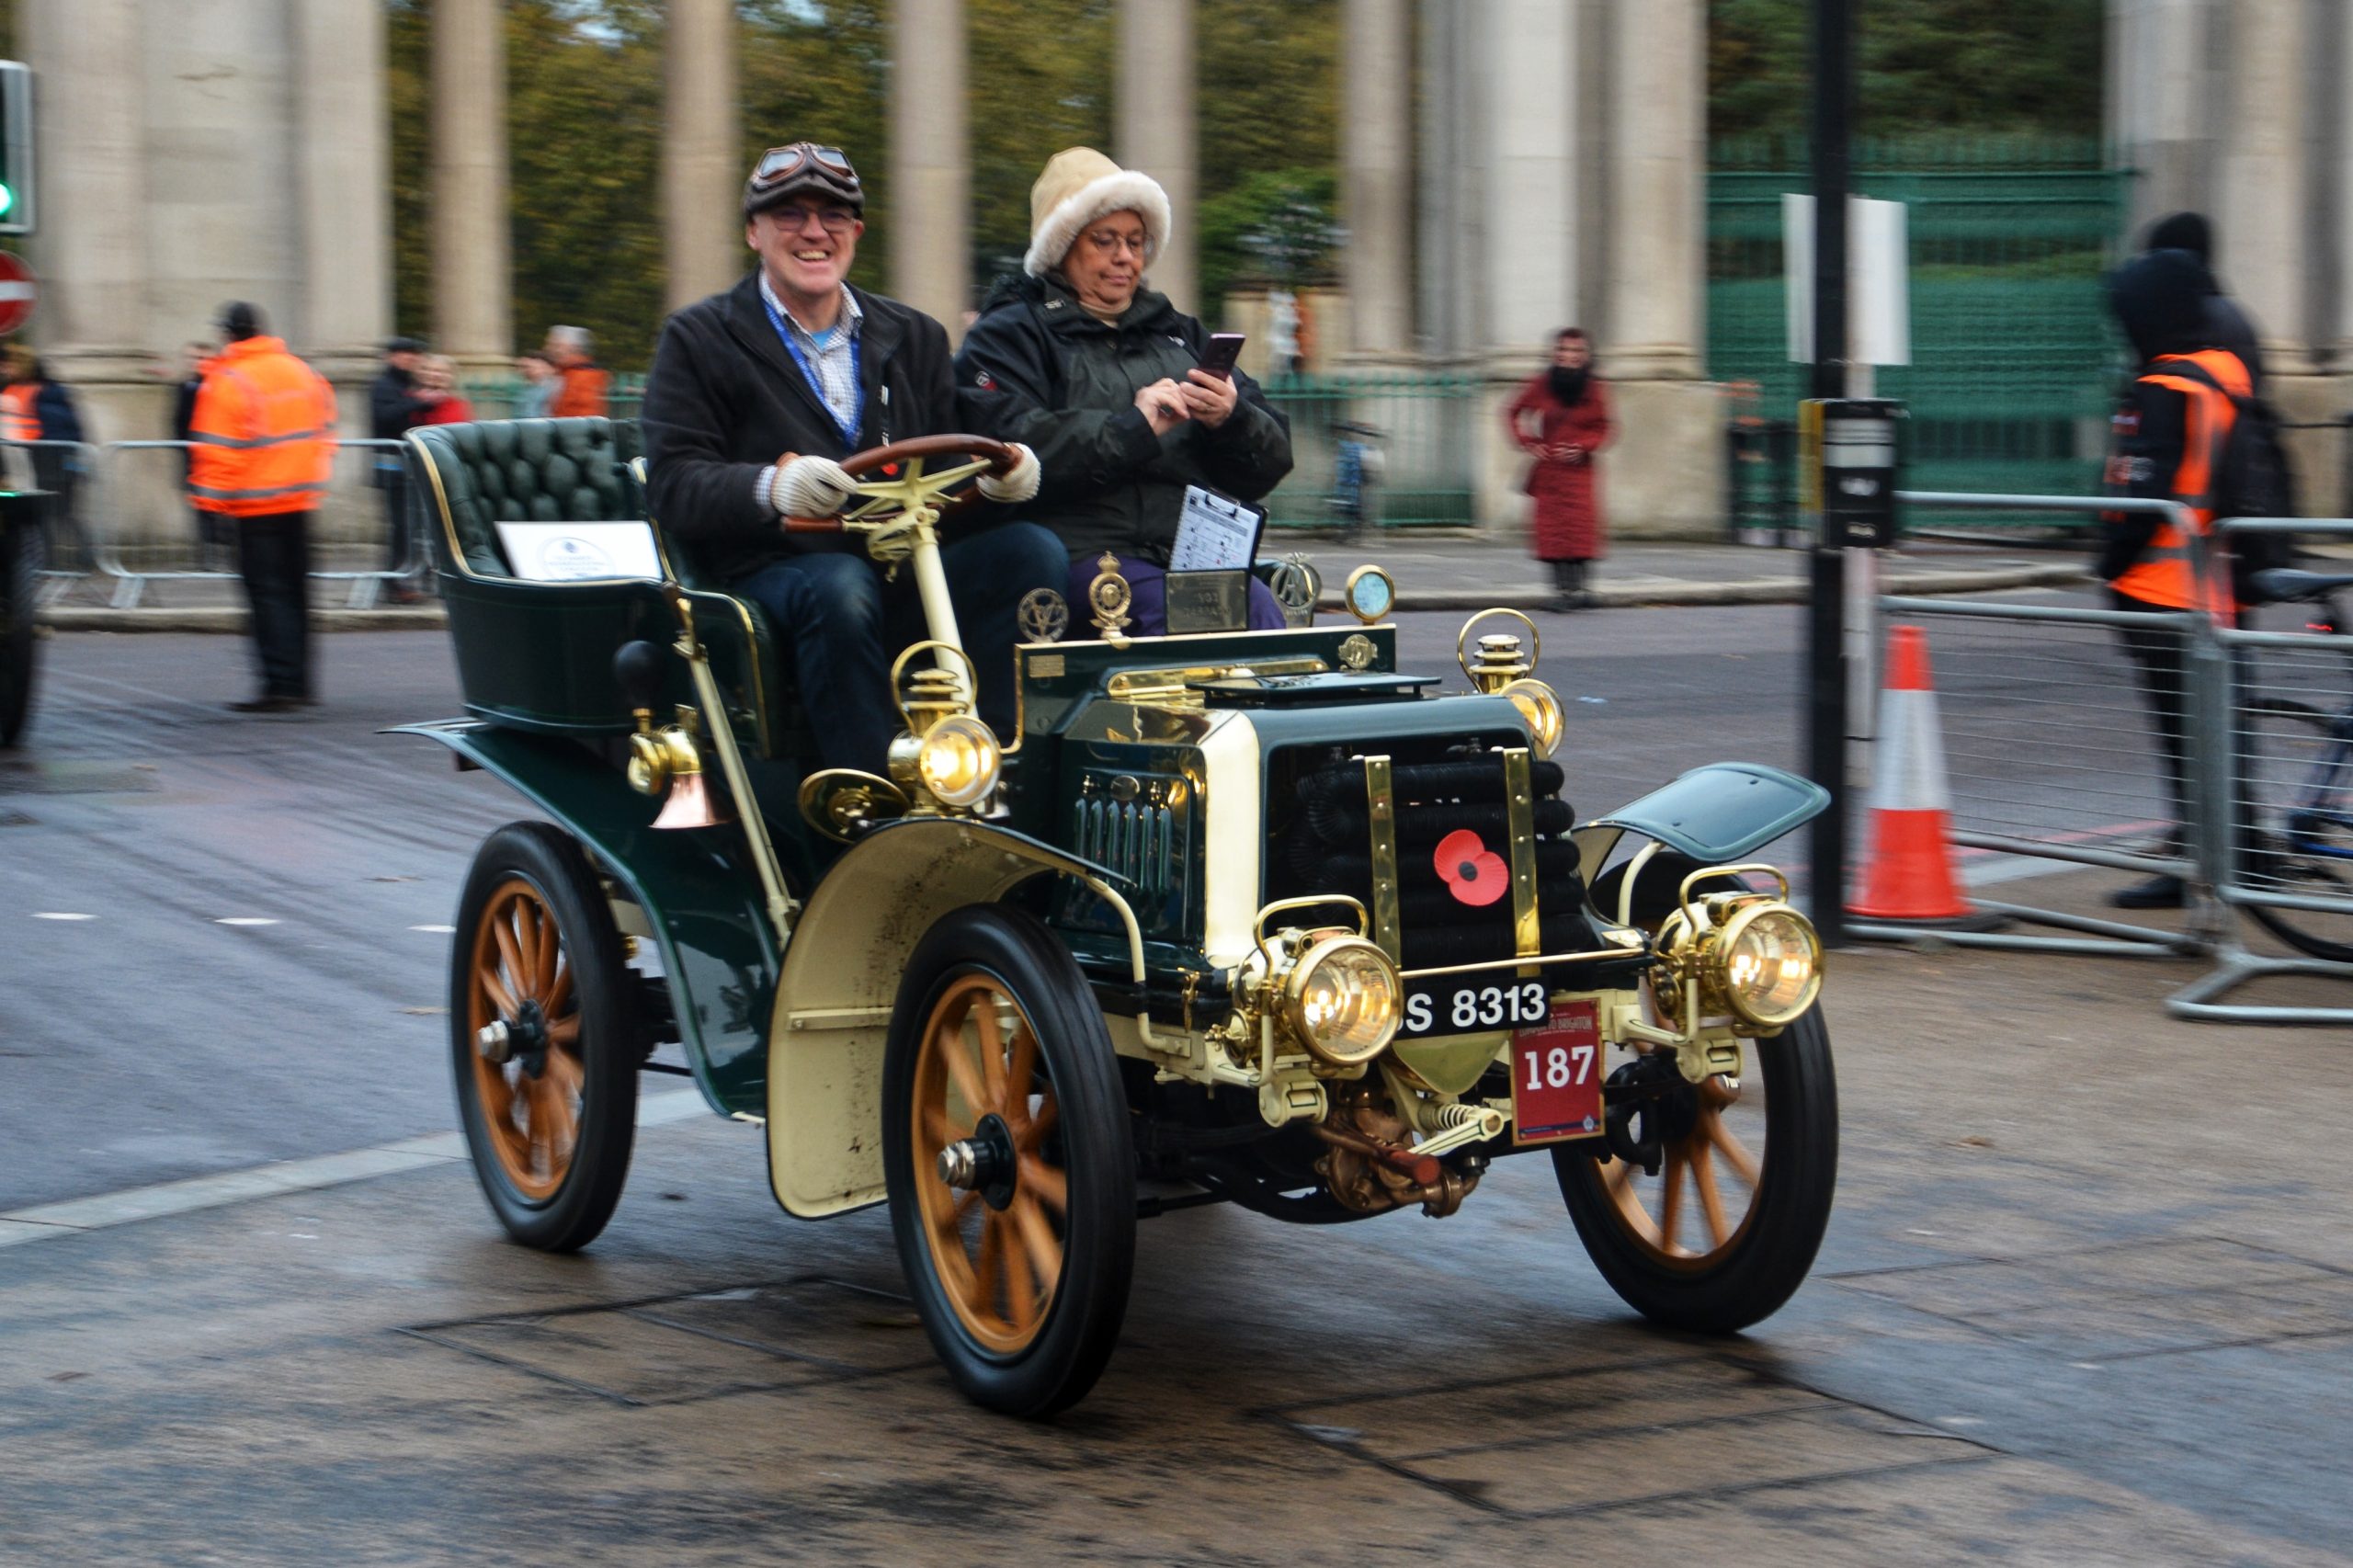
1527,1043,1594,1092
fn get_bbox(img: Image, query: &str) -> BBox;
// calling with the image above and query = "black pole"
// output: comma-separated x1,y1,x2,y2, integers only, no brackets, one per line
1806,0,1853,944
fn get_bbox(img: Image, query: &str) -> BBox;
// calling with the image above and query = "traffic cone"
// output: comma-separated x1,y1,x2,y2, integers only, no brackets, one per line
1847,624,1975,924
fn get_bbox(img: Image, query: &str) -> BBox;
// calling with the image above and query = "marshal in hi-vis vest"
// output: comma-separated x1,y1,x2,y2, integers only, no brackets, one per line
188,336,338,518
2111,347,2247,616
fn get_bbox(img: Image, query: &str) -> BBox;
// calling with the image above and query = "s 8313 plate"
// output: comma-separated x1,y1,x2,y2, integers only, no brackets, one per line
1399,977,1550,1040
1511,999,1605,1145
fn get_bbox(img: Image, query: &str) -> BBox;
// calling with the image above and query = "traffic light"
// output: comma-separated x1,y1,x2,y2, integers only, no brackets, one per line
0,62,32,236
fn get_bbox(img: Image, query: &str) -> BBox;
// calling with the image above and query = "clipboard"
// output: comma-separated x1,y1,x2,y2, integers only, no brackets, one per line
1168,486,1266,574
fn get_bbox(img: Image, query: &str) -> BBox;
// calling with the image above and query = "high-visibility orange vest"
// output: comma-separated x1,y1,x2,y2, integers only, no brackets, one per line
187,336,338,517
0,384,38,443
2112,347,2247,616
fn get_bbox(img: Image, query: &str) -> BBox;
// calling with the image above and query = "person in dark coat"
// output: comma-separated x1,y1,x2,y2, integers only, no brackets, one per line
369,335,430,601
640,142,1059,777
1506,327,1614,609
955,147,1294,635
171,341,229,567
2143,211,2266,393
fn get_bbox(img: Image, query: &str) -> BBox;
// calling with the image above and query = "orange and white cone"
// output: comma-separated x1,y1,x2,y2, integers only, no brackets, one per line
1847,623,1974,923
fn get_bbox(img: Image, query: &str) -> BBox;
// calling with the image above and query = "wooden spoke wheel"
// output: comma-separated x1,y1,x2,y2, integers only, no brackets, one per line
449,823,639,1253
883,904,1133,1416
1555,1006,1838,1334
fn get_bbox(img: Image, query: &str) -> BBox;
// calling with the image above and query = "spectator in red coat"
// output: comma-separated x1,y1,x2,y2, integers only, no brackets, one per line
414,356,474,426
1505,327,1614,609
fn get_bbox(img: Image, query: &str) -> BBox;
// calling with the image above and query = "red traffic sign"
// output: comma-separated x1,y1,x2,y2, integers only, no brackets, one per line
0,251,35,335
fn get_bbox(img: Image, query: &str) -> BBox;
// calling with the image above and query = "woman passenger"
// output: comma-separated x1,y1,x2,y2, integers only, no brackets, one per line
955,148,1294,635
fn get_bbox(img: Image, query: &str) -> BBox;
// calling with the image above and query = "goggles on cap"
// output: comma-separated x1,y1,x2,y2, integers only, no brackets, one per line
745,143,863,214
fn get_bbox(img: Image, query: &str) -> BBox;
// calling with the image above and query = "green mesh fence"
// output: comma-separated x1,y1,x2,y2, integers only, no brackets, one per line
1258,370,1482,529
1710,136,2131,528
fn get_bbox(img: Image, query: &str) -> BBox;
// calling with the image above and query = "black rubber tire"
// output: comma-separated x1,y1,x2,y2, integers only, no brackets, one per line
0,522,38,747
449,822,639,1252
2239,699,2353,963
1554,1006,1837,1334
883,903,1136,1417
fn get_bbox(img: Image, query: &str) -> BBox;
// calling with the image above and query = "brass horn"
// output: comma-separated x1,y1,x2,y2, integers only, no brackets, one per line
651,764,729,831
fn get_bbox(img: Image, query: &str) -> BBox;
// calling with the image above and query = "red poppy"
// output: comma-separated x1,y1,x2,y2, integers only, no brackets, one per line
1434,829,1507,907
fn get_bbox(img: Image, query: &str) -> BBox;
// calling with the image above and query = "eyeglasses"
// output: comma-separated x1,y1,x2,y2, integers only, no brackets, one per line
761,204,858,235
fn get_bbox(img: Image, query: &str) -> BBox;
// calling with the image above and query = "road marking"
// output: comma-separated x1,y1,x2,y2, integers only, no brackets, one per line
32,912,96,920
410,924,456,933
0,1088,713,1249
215,917,280,926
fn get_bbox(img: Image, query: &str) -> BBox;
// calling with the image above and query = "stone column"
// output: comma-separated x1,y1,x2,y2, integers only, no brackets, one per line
293,0,394,382
2218,0,2311,374
665,0,742,313
1605,0,1704,379
891,0,971,337
1341,0,1413,358
1118,0,1197,313
19,0,150,378
432,0,514,369
2109,0,2222,236
1474,0,1577,358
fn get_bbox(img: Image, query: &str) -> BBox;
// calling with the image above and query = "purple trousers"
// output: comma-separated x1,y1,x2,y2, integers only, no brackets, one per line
1067,555,1290,637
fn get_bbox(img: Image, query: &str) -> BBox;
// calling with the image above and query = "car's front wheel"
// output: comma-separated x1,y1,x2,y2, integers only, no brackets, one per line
1554,1006,1837,1333
882,903,1135,1416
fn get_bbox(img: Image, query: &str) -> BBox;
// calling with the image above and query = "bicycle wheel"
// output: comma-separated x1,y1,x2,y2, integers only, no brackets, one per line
2238,699,2353,962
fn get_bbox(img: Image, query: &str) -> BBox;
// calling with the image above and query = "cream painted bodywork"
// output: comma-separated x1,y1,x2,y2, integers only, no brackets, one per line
764,819,1142,1219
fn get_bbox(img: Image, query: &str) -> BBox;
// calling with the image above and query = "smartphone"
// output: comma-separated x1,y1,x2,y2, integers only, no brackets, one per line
1197,333,1246,381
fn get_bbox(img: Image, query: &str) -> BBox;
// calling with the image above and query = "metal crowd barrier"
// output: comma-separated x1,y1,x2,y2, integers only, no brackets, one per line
2169,515,2353,1024
0,437,104,602
1850,492,2226,958
88,437,418,609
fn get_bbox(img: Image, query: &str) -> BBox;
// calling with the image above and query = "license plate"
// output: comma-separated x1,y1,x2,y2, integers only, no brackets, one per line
1399,976,1551,1040
1510,999,1606,1145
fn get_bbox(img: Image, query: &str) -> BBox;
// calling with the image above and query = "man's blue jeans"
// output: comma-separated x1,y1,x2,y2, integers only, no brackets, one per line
732,521,1067,775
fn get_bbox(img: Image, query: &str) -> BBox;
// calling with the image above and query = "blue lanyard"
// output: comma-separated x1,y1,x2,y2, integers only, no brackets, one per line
761,290,861,449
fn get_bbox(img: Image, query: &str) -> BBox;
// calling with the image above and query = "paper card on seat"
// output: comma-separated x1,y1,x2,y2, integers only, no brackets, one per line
1168,486,1266,574
495,521,664,583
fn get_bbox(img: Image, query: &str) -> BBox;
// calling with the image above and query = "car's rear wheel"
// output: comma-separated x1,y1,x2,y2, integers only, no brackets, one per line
449,822,639,1252
883,904,1134,1416
1555,1006,1837,1333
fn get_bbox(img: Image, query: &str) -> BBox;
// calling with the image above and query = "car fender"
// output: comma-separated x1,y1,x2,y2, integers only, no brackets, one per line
1573,761,1829,883
763,817,1142,1221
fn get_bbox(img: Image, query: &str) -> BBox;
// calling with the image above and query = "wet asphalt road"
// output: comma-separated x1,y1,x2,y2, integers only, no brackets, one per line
5,610,2353,1562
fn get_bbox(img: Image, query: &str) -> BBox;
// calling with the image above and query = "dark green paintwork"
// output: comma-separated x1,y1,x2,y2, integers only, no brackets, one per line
394,719,780,1119
1584,762,1830,864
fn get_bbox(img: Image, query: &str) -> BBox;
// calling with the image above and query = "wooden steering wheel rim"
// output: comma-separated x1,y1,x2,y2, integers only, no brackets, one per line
841,434,1017,478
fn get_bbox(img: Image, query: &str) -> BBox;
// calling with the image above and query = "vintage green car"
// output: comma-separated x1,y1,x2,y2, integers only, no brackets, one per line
399,417,1839,1416
0,484,44,746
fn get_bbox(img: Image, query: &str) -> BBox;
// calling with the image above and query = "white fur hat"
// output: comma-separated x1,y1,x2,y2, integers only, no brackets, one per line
1023,147,1173,278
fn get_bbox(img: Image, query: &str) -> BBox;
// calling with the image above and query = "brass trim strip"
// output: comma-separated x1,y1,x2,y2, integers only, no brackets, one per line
674,598,799,947
1502,746,1540,960
1362,754,1402,962
1106,655,1329,701
1402,946,1636,982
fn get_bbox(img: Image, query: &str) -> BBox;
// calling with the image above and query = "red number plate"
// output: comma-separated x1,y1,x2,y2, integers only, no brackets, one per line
1510,999,1606,1145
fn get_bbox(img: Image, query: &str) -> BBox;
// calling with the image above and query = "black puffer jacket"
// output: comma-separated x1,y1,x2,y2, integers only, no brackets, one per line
953,272,1292,563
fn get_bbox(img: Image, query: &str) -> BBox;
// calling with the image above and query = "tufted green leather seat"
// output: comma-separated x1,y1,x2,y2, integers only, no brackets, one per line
410,418,642,576
406,418,792,758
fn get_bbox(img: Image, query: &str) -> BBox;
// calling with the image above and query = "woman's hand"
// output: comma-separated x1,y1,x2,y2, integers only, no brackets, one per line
1134,378,1190,436
1180,368,1240,429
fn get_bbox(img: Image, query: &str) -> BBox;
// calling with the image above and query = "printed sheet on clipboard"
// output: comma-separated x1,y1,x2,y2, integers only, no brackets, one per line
1167,486,1267,574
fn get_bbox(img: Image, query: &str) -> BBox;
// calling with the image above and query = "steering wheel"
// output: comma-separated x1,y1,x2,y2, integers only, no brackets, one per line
782,435,1017,537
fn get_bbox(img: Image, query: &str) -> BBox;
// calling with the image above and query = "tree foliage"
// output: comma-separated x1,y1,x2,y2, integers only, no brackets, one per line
1711,0,2105,145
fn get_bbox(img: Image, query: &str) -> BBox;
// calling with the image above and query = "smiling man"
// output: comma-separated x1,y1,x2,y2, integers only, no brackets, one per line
641,142,1060,776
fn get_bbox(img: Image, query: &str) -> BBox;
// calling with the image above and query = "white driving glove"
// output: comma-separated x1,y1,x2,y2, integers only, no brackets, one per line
771,454,858,517
976,443,1042,506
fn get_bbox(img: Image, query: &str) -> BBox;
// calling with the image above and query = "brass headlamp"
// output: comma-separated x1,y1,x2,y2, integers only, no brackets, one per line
1249,899,1403,1070
884,641,1003,812
1455,608,1563,757
1651,866,1823,1033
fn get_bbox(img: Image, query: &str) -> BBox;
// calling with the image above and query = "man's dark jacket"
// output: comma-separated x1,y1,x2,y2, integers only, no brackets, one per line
953,272,1291,563
369,366,421,488
642,274,959,582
